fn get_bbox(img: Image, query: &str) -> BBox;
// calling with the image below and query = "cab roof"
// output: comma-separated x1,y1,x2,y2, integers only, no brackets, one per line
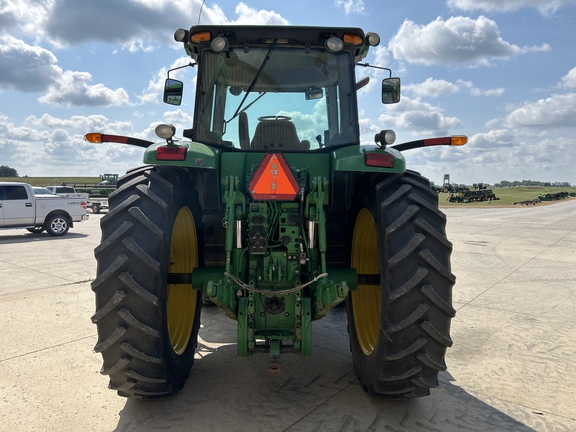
184,25,370,62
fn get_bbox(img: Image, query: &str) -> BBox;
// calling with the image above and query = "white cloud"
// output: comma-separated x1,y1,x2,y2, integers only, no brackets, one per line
15,0,288,51
163,109,194,133
403,78,505,98
468,129,516,150
43,129,94,164
0,35,61,92
560,66,576,88
379,97,463,136
0,114,142,176
458,79,506,97
388,16,550,66
0,6,18,30
404,78,460,98
228,3,289,25
447,0,576,16
24,114,133,135
0,36,130,106
470,87,505,97
359,117,381,145
133,121,171,142
0,114,48,142
0,112,144,176
0,0,48,37
334,0,366,15
373,45,391,67
43,0,199,48
38,70,130,107
503,93,576,128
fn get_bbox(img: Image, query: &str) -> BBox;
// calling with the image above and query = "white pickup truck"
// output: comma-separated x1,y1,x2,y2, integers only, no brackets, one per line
0,182,89,236
45,185,108,213
44,185,89,200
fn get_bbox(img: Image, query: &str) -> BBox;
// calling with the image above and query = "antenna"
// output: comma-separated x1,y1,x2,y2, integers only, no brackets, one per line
198,0,206,25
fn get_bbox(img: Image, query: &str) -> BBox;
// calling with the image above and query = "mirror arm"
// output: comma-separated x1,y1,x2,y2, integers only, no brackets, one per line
167,62,197,79
357,62,392,78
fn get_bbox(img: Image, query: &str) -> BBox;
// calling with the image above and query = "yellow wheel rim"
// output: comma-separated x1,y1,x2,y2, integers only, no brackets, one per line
167,206,198,355
351,208,381,356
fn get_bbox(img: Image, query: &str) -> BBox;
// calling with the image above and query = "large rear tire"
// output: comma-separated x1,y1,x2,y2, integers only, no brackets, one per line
91,166,202,398
347,171,455,399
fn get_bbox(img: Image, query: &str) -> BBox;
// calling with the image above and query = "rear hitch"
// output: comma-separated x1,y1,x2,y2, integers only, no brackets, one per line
269,340,281,373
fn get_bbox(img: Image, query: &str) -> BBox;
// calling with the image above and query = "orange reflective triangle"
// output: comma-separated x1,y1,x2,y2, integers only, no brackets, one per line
249,153,300,201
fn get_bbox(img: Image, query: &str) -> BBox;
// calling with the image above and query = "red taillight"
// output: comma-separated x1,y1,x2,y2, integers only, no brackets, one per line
365,153,395,168
156,145,187,161
81,201,87,210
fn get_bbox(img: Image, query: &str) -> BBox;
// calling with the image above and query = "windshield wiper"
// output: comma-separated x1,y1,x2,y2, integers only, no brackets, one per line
226,91,266,124
230,40,277,121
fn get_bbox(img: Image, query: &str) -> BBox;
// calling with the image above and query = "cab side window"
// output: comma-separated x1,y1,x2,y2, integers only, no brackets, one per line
3,186,29,200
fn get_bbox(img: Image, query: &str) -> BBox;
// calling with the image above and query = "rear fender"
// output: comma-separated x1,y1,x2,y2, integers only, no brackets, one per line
331,145,406,173
143,140,220,169
330,145,405,211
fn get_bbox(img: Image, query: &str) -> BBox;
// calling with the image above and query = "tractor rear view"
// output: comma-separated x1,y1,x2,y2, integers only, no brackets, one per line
87,25,466,399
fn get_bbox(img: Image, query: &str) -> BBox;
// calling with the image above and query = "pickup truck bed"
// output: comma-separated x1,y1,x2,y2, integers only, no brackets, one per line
87,196,109,213
44,186,89,200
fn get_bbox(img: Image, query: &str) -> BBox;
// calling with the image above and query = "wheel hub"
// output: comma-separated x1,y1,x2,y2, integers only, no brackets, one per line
350,208,381,356
166,206,199,355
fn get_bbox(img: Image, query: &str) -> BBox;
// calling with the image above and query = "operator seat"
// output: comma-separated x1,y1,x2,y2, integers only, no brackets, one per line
250,119,310,150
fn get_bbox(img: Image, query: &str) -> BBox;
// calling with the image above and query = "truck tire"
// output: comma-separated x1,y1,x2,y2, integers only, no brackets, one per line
91,166,202,398
45,214,70,236
346,170,455,399
92,203,101,214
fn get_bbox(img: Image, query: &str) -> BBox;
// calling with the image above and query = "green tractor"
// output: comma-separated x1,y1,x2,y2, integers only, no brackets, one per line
87,25,467,400
98,173,119,186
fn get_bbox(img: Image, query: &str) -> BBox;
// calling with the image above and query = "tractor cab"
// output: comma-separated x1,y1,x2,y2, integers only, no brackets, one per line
164,26,400,151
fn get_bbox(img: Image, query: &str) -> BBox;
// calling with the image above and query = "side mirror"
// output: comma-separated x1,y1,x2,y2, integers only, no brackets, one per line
382,77,400,104
163,78,184,106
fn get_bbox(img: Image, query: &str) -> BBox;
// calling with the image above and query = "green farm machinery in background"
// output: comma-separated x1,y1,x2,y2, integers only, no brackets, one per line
448,189,499,203
69,173,119,197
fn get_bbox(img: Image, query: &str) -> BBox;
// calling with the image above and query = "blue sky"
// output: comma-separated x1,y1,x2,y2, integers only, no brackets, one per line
1,0,575,186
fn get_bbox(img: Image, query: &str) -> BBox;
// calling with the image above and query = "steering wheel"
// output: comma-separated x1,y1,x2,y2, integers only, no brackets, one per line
257,115,292,121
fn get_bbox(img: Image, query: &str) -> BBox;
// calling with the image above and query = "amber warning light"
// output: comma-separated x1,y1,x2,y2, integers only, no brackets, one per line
249,154,300,201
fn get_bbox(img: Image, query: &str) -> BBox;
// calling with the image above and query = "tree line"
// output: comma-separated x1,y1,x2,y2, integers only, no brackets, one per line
494,180,572,188
0,165,18,177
